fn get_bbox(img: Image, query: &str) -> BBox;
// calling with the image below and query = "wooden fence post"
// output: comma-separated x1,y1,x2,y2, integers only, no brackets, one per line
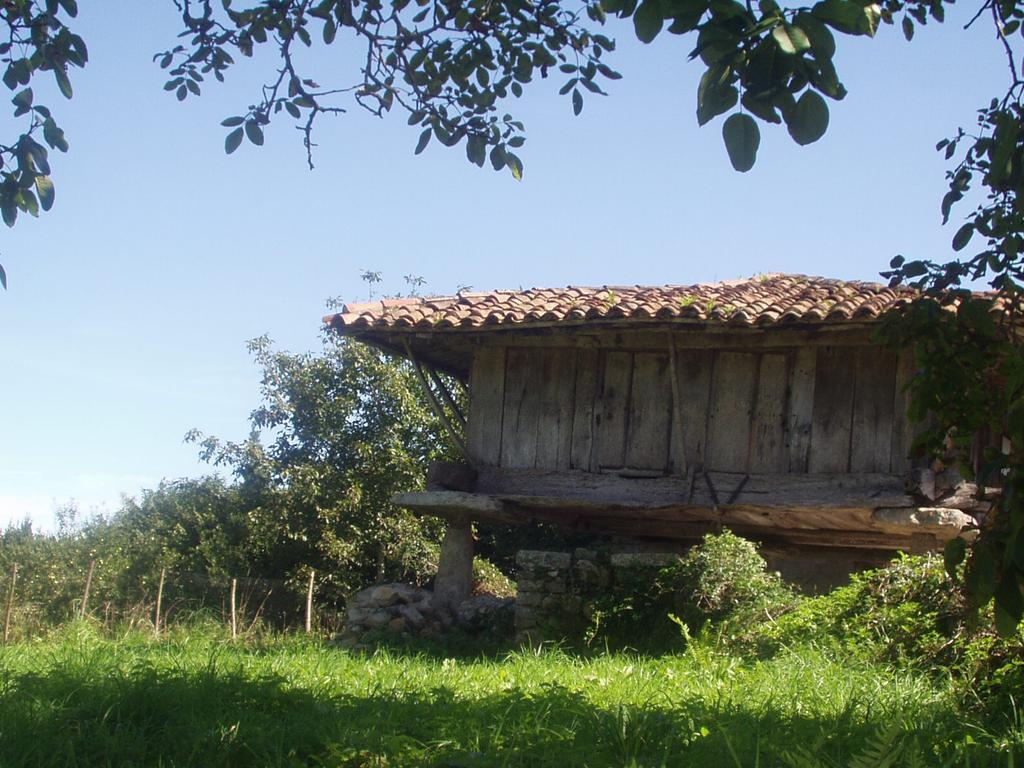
305,570,315,634
154,567,166,637
79,560,95,620
230,578,237,639
3,564,17,644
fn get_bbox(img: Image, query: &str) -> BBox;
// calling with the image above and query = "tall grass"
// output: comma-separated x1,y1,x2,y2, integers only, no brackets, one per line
0,622,1020,767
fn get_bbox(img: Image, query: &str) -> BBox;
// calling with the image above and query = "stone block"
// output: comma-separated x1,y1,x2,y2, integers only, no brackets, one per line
540,595,565,611
543,579,567,594
573,559,610,590
514,606,538,626
344,606,368,624
515,591,542,608
514,578,542,592
610,552,679,569
516,550,571,570
387,617,407,633
397,604,426,628
363,610,392,629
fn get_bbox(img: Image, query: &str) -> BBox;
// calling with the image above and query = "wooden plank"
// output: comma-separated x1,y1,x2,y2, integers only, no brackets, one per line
534,348,577,470
750,353,790,473
850,348,897,473
379,325,877,352
393,490,942,550
473,466,914,509
467,347,506,465
499,348,540,468
787,347,816,473
669,349,715,472
624,353,673,472
705,352,758,472
808,346,856,473
570,349,599,471
595,351,633,469
890,348,918,473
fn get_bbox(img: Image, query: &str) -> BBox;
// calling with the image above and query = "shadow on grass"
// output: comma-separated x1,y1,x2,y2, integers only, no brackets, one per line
0,656,1003,768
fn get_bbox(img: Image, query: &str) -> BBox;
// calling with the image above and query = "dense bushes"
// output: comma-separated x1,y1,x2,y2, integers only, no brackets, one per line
586,531,794,649
748,553,1024,713
583,532,1022,720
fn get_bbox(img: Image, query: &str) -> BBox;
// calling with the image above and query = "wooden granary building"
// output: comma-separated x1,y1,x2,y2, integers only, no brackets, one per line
325,274,983,599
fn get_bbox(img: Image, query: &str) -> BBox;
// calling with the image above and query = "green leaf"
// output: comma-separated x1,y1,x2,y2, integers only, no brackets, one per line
489,144,507,171
11,87,32,115
1,203,16,227
721,113,759,172
245,121,265,146
697,66,738,126
794,12,836,59
772,23,811,54
506,152,524,180
902,15,914,40
634,0,665,43
35,175,54,211
786,90,829,145
812,0,880,36
0,263,6,289
225,127,244,154
466,135,486,167
414,128,431,154
965,544,997,603
952,222,974,251
54,68,73,99
572,87,583,115
943,537,966,576
221,116,245,127
741,93,781,124
994,574,1023,636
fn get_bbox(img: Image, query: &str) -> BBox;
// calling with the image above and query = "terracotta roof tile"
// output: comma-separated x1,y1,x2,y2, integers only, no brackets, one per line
324,274,922,333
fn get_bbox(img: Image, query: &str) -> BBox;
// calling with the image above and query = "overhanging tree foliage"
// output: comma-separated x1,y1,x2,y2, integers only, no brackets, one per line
1,0,1021,629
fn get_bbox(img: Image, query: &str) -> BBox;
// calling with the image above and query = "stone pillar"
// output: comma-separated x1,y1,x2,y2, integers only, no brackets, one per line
434,517,474,610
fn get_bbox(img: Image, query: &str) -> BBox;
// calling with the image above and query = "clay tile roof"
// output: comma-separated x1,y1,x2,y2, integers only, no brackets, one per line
324,274,921,334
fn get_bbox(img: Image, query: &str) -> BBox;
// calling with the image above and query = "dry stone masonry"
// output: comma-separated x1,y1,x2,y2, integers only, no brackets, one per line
337,582,512,648
514,549,679,644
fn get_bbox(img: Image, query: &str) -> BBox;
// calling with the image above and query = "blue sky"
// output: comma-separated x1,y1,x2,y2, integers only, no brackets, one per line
0,1,1007,528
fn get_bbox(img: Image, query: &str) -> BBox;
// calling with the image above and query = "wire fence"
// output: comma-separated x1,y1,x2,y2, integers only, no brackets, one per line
0,560,345,643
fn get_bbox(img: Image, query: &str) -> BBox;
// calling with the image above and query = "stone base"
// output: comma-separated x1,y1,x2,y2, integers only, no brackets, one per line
337,582,513,648
514,549,680,645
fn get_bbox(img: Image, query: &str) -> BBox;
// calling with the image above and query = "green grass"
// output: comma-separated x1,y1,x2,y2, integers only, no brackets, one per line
0,622,1020,767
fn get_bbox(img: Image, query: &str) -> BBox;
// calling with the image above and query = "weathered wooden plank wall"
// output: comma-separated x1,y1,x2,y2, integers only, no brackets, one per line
467,332,920,475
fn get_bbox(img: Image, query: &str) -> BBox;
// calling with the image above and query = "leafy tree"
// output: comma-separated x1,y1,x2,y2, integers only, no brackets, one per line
185,330,456,596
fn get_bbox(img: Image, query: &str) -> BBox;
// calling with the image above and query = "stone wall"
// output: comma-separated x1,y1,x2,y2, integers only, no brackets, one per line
514,549,679,644
337,582,513,648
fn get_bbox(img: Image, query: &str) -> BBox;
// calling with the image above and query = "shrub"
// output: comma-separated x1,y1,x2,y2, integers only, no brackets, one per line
472,557,516,598
670,529,794,632
750,553,1024,715
586,530,794,649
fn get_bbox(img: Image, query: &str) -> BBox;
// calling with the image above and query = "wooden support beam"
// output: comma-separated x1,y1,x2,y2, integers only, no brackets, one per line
426,365,467,432
404,340,470,461
393,488,972,550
